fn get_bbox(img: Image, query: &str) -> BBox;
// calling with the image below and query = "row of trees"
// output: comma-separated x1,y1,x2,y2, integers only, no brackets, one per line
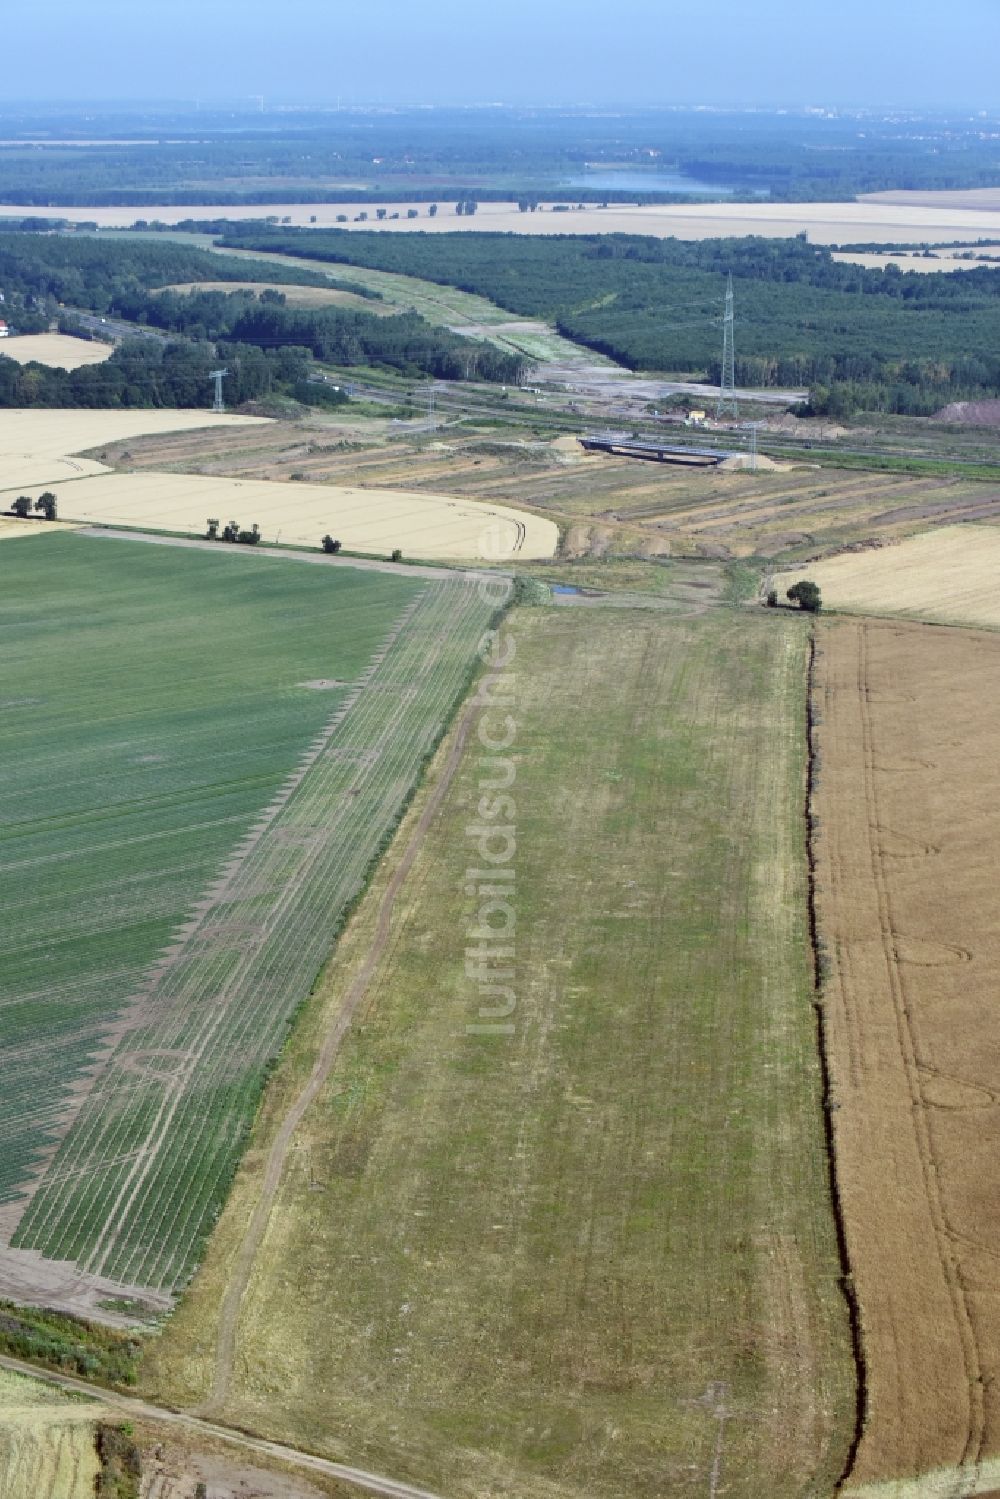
206,518,260,544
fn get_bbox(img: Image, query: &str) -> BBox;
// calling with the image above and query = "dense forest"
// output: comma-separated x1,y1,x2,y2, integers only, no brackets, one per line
1,104,1000,205
0,337,325,409
222,228,1000,415
0,235,525,405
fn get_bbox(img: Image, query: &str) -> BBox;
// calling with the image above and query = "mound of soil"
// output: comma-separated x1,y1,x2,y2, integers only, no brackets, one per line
935,399,1000,427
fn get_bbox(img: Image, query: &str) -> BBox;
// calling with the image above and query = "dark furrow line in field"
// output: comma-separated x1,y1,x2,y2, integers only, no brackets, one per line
804,628,868,1492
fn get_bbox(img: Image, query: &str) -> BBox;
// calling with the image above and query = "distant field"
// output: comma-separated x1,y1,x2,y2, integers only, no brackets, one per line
29,199,1000,242
144,607,854,1499
0,1368,99,1499
814,619,1000,1494
832,251,999,274
862,187,1000,212
0,334,112,370
160,279,387,313
1,533,496,1305
775,525,1000,627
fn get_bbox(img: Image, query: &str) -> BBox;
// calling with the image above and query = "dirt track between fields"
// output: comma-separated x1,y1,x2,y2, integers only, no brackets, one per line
0,1355,442,1499
813,618,1000,1492
199,680,488,1415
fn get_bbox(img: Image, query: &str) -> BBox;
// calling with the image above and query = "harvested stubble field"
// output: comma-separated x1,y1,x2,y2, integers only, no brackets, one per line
0,333,113,370
813,618,1000,1496
32,198,1000,244
0,407,553,560
0,407,266,492
0,1367,100,1499
776,525,1000,629
35,469,556,561
0,516,68,540
143,607,854,1499
111,418,1000,563
1,533,496,1306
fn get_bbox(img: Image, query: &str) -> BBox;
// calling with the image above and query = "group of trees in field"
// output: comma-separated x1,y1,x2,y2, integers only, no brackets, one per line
206,518,260,545
767,580,822,612
8,491,56,519
224,227,1000,415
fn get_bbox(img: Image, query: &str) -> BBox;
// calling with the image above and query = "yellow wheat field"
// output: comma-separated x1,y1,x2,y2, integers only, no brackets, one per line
0,334,113,370
7,469,556,559
0,410,551,558
775,526,1000,628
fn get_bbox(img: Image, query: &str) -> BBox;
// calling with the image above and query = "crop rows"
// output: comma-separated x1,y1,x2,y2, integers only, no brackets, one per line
13,570,497,1292
1,535,417,1213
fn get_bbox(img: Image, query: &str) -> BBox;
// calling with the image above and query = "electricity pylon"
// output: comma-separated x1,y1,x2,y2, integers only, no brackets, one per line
716,273,738,421
210,369,228,413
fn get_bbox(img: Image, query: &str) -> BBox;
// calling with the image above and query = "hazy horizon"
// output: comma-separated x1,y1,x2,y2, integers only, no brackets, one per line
6,0,998,110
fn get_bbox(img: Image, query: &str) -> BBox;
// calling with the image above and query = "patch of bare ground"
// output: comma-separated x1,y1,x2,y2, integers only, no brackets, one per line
813,618,1000,1492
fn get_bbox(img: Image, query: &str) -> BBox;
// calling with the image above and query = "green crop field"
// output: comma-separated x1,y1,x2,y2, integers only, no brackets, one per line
146,606,854,1499
1,533,496,1295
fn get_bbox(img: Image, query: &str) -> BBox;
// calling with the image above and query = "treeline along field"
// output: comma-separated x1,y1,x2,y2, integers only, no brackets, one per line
1,534,498,1296
222,228,1000,413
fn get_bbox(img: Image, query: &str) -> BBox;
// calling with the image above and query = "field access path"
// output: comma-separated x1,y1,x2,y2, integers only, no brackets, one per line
0,1355,443,1499
813,618,1000,1497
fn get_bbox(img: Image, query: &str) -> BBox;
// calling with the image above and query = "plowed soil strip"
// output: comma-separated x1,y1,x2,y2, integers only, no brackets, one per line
812,618,1000,1490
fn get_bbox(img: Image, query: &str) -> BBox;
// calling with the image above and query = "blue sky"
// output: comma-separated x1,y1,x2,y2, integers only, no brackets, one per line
7,0,1000,106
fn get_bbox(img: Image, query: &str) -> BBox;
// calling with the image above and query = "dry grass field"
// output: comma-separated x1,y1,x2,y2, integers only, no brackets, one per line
142,606,854,1499
32,199,1000,242
0,333,113,370
0,1369,100,1499
813,618,1000,1495
775,525,1000,628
